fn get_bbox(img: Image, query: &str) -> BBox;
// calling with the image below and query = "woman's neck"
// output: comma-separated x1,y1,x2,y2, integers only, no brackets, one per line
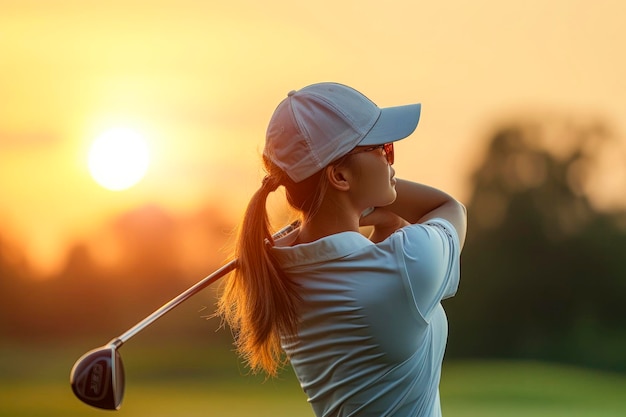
295,200,361,244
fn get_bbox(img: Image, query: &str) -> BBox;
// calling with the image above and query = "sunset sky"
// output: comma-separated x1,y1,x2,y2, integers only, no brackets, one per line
1,0,625,274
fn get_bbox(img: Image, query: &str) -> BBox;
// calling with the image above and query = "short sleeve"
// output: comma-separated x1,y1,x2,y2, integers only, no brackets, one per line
393,218,461,321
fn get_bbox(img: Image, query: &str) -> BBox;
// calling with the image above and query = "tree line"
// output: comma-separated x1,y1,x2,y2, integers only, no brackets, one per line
0,204,238,344
1,114,625,372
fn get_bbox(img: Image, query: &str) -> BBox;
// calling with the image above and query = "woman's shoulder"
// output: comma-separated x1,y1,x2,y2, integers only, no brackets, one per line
386,218,460,254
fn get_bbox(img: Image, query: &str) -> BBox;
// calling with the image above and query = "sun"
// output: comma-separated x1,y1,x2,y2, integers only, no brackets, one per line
88,127,150,191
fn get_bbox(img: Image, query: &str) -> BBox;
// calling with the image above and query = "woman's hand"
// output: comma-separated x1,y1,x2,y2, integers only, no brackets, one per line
359,207,410,243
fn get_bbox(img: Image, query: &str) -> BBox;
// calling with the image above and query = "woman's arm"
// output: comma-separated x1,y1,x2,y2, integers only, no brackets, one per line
361,179,467,247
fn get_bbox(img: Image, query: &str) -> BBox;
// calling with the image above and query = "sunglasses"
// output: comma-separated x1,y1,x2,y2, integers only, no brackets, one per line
345,143,395,165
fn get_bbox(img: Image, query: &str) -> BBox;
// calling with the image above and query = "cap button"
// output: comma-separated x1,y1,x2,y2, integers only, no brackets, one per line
287,90,296,97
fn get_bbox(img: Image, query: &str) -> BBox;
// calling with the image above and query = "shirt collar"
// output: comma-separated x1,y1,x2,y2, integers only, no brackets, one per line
270,228,374,268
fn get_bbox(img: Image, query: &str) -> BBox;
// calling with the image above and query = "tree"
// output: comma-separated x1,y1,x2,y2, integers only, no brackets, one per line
446,116,626,371
0,233,31,338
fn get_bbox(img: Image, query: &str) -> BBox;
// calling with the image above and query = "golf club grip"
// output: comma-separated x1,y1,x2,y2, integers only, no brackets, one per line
114,219,301,345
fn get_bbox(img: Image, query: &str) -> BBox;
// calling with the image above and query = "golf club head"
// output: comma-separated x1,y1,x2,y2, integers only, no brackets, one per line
70,342,125,410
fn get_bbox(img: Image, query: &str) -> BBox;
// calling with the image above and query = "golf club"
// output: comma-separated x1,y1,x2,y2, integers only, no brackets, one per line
70,219,301,410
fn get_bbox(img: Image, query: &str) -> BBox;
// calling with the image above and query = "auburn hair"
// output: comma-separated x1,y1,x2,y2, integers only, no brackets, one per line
216,155,326,376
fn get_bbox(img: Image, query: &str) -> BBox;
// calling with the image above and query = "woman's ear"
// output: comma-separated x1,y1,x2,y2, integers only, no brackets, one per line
325,165,351,191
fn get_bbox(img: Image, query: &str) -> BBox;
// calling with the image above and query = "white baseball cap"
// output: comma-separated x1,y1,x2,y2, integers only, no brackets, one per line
264,82,421,183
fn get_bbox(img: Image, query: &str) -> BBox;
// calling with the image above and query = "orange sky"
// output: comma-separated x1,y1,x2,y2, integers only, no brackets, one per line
1,0,625,274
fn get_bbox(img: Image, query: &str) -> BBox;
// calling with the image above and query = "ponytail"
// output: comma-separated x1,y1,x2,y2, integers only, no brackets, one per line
216,169,301,377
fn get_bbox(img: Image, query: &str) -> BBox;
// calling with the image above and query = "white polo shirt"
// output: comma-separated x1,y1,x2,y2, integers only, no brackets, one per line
271,219,461,417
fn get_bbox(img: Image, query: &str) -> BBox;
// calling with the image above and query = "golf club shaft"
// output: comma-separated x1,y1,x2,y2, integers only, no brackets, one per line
111,219,301,346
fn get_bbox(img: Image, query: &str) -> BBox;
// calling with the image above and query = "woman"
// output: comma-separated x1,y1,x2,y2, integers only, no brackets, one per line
217,82,467,416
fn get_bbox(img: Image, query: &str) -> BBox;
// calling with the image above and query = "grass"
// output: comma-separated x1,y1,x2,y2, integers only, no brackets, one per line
441,361,626,417
1,341,625,417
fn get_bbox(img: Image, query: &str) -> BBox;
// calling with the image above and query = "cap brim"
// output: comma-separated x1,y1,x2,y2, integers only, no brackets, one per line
359,103,421,146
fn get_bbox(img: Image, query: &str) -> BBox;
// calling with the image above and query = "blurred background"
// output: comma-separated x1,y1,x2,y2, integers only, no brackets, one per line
1,1,625,416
